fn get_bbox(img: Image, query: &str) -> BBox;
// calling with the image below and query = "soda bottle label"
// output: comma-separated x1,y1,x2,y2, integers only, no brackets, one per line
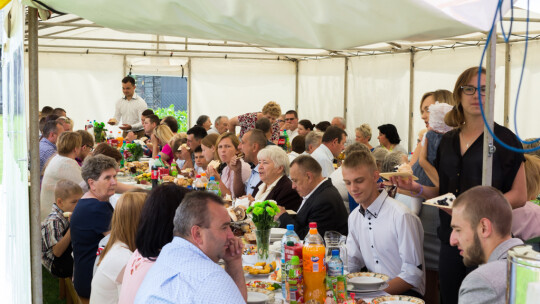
151,169,159,180
304,253,325,273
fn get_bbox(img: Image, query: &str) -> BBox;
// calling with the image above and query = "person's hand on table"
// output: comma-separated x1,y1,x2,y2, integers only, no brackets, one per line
274,205,286,220
119,124,132,130
125,131,136,142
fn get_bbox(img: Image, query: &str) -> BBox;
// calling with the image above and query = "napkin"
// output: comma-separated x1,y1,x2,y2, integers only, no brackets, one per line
234,197,251,209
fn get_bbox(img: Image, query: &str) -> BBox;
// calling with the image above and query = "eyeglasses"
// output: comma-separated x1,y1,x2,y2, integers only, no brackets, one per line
84,145,94,152
461,85,486,96
284,118,296,121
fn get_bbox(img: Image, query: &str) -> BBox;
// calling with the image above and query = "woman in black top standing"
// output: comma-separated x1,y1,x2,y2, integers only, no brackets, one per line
394,66,526,304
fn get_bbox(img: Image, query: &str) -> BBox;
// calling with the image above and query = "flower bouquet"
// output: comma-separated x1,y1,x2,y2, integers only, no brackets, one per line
246,200,280,261
125,142,143,162
93,121,107,143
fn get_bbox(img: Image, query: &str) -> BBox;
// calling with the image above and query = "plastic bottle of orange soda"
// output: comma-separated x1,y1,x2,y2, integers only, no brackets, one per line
303,222,326,303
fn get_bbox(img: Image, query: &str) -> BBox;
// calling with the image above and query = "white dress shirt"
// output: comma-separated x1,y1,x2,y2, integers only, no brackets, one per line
288,151,300,164
254,175,281,202
245,164,260,196
311,144,335,177
288,128,299,141
207,127,219,135
113,93,148,131
329,167,350,213
347,189,425,295
296,178,328,213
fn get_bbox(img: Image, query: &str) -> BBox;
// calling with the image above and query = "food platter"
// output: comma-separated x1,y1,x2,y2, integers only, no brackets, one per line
379,172,418,181
246,287,275,304
422,201,452,209
371,295,425,304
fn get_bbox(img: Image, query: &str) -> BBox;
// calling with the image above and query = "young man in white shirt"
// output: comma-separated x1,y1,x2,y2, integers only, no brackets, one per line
342,151,425,297
109,76,148,136
311,126,347,177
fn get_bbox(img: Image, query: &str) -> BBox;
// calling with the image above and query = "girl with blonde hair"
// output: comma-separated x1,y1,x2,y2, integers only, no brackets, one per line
151,124,175,164
90,191,147,304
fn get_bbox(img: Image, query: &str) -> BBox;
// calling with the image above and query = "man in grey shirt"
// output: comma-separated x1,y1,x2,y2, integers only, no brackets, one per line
450,186,523,304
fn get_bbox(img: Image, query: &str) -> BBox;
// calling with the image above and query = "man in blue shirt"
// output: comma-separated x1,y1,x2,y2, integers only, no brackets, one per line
135,192,247,303
40,120,64,174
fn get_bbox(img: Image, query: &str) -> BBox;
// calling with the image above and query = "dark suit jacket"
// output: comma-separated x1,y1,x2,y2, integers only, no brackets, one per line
252,175,302,211
278,178,348,239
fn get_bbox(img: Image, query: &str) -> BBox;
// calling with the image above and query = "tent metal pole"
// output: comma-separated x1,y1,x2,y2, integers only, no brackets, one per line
408,48,415,153
504,42,511,128
482,26,497,186
188,58,192,127
343,58,349,130
30,49,294,61
294,60,299,113
30,43,343,58
123,55,127,76
28,7,43,304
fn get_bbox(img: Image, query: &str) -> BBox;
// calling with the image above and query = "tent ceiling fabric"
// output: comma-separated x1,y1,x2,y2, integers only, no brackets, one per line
36,0,508,50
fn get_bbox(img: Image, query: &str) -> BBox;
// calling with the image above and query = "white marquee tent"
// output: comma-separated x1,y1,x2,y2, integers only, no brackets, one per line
2,0,540,302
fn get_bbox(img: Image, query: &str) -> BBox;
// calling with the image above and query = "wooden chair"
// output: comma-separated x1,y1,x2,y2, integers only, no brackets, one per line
62,278,81,304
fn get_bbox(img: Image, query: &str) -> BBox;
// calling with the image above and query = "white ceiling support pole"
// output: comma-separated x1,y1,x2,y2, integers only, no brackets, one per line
343,58,349,130
504,41,511,128
294,60,299,113
408,48,416,153
482,26,497,187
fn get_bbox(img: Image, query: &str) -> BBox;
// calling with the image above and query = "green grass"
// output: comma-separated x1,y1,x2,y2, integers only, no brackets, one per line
42,266,66,304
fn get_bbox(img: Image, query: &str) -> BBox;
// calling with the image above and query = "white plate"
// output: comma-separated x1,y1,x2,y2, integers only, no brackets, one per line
247,288,274,304
371,295,425,304
347,281,389,293
348,276,385,289
270,228,287,237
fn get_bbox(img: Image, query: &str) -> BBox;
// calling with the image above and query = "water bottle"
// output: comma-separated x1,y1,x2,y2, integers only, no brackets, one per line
281,224,301,299
327,249,344,277
206,176,220,195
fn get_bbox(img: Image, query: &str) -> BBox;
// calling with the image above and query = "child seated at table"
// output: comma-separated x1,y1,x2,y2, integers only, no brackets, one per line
171,134,188,169
41,179,83,278
194,146,208,174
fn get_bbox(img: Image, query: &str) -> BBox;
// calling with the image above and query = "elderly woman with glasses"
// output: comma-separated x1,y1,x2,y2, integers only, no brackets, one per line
248,145,302,211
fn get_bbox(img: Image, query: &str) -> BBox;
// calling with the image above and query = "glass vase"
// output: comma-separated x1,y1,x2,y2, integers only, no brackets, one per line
255,229,271,262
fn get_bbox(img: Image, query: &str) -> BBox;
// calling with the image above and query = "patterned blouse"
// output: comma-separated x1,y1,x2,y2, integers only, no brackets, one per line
238,112,280,141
